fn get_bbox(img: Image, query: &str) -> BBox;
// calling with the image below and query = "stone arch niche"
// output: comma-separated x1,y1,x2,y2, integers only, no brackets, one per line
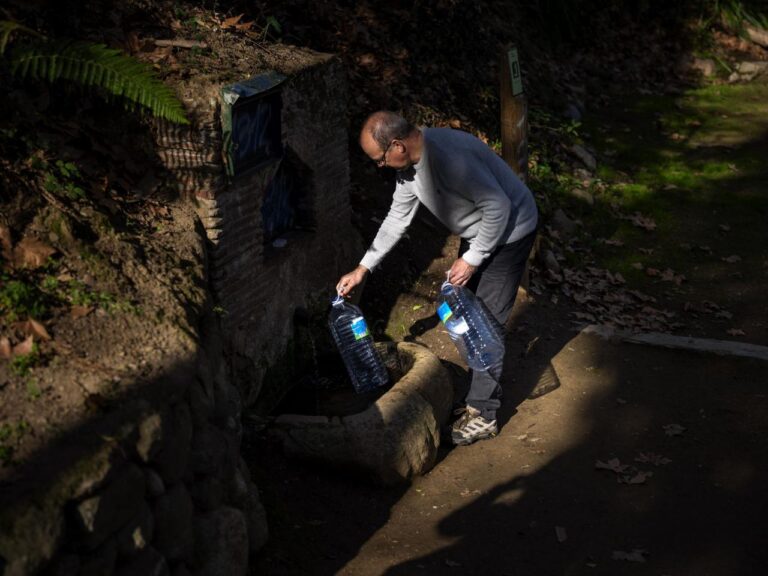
153,50,363,410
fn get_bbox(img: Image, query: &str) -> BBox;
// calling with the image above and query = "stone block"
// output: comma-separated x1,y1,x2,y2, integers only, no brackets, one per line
47,553,80,576
244,481,269,554
190,424,227,475
79,537,117,576
116,501,154,557
0,501,65,576
193,507,248,576
136,412,163,462
271,342,452,485
190,475,224,513
144,468,166,498
115,546,169,576
74,463,146,550
154,403,193,485
152,483,194,562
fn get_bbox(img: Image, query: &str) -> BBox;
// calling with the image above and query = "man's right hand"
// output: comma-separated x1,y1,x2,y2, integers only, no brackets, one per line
336,265,369,297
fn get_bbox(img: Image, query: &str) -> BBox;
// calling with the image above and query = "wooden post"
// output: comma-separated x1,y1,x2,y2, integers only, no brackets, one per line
500,46,535,297
500,45,528,183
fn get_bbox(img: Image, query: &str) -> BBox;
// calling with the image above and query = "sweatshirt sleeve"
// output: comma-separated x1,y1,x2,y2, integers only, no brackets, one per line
453,154,512,267
359,184,420,271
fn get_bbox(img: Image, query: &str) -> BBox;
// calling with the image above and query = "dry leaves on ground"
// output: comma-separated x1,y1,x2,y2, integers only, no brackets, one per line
595,458,654,485
11,237,57,269
612,549,648,563
663,423,686,436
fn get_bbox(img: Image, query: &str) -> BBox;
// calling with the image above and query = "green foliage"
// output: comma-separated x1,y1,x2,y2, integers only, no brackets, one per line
0,20,39,55
0,277,48,321
715,0,768,32
11,343,39,377
42,159,87,200
6,39,189,124
1,20,188,124
0,420,30,465
26,378,42,400
264,16,282,38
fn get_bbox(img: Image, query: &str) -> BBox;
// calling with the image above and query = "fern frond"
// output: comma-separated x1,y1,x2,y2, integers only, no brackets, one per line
9,40,189,125
0,20,41,56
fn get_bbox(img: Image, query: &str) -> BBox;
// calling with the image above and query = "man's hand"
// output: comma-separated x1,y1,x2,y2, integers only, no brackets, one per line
336,265,370,297
448,258,477,286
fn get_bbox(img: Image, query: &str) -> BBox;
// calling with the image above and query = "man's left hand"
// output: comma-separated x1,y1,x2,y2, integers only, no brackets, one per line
448,258,477,286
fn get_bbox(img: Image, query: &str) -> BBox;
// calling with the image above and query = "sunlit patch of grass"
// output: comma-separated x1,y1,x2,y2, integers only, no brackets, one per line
575,78,768,302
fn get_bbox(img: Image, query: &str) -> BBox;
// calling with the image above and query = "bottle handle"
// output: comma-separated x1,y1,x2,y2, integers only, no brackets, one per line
332,294,345,306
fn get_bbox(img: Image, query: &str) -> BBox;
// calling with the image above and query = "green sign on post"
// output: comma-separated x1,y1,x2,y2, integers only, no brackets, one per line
507,47,523,96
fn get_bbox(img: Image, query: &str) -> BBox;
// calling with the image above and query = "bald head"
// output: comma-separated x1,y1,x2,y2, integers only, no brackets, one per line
361,111,416,149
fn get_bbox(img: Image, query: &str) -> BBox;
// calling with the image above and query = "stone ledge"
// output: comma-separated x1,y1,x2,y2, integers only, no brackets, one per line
271,342,453,485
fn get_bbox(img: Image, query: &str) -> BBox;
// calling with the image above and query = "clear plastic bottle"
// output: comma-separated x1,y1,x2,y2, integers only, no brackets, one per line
436,281,505,371
328,295,389,393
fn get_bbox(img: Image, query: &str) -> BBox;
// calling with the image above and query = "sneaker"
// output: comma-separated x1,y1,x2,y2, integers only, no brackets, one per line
451,406,498,446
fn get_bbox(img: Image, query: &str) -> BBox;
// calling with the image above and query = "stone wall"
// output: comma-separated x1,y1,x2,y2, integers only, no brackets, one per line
155,54,362,409
0,47,360,576
0,230,267,576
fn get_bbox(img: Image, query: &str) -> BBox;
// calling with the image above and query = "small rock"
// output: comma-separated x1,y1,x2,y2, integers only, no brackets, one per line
691,57,717,77
567,187,594,205
562,103,581,121
736,61,768,76
551,209,579,235
569,144,597,171
544,250,561,274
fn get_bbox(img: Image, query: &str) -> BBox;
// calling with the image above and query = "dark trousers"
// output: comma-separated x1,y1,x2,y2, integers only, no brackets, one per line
459,230,537,420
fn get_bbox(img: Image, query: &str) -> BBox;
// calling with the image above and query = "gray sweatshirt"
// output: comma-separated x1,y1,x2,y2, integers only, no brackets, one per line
360,127,538,271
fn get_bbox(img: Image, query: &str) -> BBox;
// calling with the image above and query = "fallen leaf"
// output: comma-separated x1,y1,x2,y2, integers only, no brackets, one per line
620,470,653,484
601,238,624,247
0,336,11,359
719,224,731,232
612,549,648,562
627,212,657,231
0,224,12,262
595,458,628,474
638,247,654,255
663,423,686,437
412,304,423,311
721,255,742,263
13,237,56,269
445,559,461,567
12,335,34,357
233,19,255,31
660,268,676,282
71,306,94,319
14,319,51,340
635,452,671,466
645,267,660,277
221,13,245,28
726,328,746,336
555,526,568,542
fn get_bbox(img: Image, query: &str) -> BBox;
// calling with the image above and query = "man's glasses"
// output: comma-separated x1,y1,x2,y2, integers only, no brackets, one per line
374,140,395,167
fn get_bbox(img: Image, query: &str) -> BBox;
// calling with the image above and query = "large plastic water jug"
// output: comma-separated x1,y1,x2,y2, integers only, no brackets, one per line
328,296,389,393
436,281,505,371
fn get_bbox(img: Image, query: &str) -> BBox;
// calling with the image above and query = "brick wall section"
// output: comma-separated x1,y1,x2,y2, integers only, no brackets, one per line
155,55,362,407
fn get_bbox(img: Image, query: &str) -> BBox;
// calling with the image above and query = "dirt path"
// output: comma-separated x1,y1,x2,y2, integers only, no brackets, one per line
248,79,768,576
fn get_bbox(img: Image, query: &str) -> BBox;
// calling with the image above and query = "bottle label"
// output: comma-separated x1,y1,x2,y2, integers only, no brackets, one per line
351,317,370,340
437,302,453,323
